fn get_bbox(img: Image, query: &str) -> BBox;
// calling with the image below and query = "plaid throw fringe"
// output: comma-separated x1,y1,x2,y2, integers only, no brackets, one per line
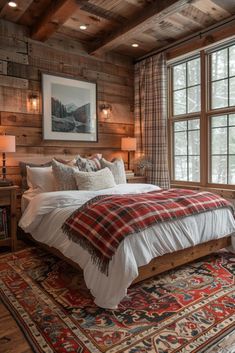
62,189,234,275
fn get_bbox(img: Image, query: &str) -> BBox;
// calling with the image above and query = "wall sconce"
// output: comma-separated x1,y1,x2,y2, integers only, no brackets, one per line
29,94,39,112
99,103,112,120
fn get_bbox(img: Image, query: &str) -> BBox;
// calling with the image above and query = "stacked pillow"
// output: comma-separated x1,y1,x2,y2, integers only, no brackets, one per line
73,168,116,191
100,158,126,184
21,154,127,193
76,154,102,171
26,165,56,193
19,161,52,191
52,159,77,191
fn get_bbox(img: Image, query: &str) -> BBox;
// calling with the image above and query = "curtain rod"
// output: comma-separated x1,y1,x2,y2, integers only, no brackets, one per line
135,14,235,63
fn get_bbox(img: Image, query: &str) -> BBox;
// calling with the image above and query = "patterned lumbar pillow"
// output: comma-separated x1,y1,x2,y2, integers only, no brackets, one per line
100,158,126,184
52,159,78,190
73,167,116,191
75,154,102,172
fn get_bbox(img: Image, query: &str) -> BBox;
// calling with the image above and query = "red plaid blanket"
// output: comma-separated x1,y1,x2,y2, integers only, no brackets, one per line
62,189,233,275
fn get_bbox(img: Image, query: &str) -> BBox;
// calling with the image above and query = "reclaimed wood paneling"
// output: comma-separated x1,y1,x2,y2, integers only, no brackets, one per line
0,19,28,40
0,75,28,89
0,49,28,64
28,41,132,78
0,60,7,74
0,20,134,189
0,37,28,54
0,112,42,128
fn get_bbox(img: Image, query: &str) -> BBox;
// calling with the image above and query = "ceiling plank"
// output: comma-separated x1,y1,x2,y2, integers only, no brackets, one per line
31,0,79,41
89,0,193,55
0,0,34,22
76,0,126,23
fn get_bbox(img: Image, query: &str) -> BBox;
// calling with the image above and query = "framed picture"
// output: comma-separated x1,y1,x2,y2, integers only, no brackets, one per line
42,73,97,141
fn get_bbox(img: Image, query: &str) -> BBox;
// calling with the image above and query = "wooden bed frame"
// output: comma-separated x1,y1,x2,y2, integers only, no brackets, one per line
25,233,232,285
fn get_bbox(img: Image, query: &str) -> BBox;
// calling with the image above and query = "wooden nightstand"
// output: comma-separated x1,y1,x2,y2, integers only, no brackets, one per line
126,175,147,183
0,186,18,251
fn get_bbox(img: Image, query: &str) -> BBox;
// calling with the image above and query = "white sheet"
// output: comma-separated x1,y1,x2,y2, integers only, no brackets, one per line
19,184,235,309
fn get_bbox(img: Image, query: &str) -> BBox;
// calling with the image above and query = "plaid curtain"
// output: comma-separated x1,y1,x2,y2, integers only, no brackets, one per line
134,52,170,189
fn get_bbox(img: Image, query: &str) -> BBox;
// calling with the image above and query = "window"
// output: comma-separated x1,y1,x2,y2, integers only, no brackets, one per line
210,45,235,109
210,114,235,184
170,57,201,182
173,58,201,115
173,119,200,182
169,41,235,187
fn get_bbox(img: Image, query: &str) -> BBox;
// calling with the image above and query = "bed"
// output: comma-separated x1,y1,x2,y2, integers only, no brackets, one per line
19,182,235,309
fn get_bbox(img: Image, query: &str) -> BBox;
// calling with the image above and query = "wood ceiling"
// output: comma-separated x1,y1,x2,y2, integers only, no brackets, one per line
0,0,235,59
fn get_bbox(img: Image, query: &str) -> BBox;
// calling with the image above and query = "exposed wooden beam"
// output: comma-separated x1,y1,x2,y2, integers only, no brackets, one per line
31,0,79,41
89,0,193,55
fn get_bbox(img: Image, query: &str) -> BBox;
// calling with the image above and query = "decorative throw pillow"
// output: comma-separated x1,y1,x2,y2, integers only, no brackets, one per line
73,168,116,191
100,158,126,184
26,166,56,193
19,161,52,190
52,159,78,190
75,154,102,172
54,157,77,166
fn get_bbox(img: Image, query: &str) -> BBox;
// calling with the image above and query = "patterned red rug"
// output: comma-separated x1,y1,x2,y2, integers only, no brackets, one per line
0,248,235,353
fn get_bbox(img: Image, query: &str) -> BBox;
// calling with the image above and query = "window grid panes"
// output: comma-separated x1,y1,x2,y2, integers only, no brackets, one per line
210,114,235,184
173,119,200,182
210,45,235,109
172,57,201,116
169,41,235,186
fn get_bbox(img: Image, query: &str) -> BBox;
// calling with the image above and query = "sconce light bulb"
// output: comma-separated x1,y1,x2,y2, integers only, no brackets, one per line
32,98,37,109
29,94,38,112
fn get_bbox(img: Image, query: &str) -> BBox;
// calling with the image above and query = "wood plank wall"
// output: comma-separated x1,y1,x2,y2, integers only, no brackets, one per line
0,19,134,188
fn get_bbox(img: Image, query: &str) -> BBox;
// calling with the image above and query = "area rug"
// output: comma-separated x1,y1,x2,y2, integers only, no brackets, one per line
0,248,235,353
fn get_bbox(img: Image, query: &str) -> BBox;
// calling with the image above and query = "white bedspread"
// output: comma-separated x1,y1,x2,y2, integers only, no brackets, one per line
19,184,235,309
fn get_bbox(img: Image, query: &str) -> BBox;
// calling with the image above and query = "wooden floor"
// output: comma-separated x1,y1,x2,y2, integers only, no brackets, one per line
0,242,33,353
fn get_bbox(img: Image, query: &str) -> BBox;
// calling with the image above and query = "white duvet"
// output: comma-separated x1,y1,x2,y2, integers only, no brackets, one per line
19,184,235,309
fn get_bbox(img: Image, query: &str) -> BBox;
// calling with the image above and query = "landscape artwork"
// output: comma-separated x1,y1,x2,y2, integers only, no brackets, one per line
42,74,97,141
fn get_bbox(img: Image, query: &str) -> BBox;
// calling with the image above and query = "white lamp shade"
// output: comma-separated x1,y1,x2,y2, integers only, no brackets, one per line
0,135,16,152
121,137,137,151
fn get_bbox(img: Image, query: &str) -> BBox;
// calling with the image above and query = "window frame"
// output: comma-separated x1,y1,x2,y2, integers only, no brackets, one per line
168,40,235,190
168,54,202,186
173,119,201,182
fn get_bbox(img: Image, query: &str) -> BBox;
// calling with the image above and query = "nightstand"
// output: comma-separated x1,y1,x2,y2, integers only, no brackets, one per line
0,186,18,251
126,175,147,183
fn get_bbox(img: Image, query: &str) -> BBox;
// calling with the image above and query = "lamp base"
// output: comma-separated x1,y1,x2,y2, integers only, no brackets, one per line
0,178,13,187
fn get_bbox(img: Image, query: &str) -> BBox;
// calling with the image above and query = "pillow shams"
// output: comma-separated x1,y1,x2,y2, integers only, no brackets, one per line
73,168,116,191
76,154,102,171
26,166,56,193
100,158,126,184
52,159,77,190
20,161,51,190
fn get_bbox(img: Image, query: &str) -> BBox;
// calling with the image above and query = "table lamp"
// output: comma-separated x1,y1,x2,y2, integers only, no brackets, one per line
0,135,16,186
121,137,136,170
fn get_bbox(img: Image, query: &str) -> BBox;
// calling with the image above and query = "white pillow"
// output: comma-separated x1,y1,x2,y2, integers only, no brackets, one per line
100,158,126,184
26,166,56,193
73,168,116,191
